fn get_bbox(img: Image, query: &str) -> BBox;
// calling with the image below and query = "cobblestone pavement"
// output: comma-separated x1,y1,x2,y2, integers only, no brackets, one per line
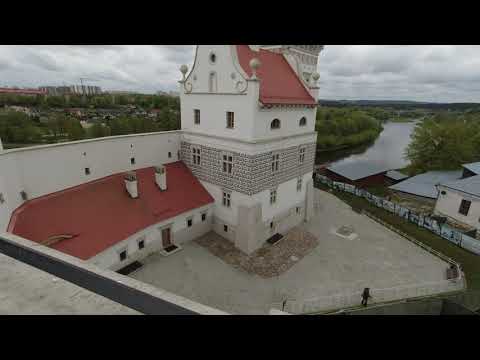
195,228,318,278
131,189,449,314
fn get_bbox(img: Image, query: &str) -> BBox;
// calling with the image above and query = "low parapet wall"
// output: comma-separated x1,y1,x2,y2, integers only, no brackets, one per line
0,232,228,315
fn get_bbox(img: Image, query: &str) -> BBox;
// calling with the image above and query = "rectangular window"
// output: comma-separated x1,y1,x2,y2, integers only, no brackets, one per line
202,213,207,222
226,111,234,129
299,148,306,164
192,147,201,165
459,199,471,216
296,207,300,214
224,225,228,232
270,189,277,205
119,250,127,261
194,109,200,124
222,192,231,207
85,167,90,175
297,177,303,192
131,157,135,165
271,154,280,173
187,218,193,227
138,239,145,250
168,152,172,158
222,154,233,174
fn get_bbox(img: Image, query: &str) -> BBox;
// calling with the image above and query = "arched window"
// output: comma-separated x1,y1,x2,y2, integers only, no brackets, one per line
209,72,217,93
271,119,281,130
299,117,307,127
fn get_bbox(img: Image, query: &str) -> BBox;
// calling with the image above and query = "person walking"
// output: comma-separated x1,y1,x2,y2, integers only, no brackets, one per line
361,287,372,307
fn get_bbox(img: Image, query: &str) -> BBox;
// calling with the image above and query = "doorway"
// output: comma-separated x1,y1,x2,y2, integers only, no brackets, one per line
161,227,172,248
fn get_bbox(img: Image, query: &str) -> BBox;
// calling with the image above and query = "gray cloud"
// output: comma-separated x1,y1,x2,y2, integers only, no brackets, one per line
1,45,480,102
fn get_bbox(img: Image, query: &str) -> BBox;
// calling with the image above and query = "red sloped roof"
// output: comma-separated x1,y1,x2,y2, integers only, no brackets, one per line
8,162,214,260
236,45,316,106
0,88,46,95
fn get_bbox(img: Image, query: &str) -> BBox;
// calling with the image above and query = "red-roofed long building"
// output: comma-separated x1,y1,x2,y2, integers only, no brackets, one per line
0,45,323,270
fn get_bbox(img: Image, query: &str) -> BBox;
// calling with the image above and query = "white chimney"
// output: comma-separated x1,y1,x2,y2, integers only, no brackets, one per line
124,171,138,198
155,165,167,191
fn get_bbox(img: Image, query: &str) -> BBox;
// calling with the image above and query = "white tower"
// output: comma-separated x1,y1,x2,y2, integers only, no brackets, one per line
179,45,323,254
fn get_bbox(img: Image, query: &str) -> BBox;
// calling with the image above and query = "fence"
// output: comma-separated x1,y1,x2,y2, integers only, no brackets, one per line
284,277,465,314
314,174,480,256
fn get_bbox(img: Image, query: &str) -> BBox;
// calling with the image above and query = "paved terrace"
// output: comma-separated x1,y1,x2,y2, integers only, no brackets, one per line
0,251,139,315
131,189,452,314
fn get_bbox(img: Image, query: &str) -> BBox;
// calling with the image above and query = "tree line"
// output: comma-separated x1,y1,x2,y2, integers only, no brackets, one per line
315,107,384,150
405,111,480,174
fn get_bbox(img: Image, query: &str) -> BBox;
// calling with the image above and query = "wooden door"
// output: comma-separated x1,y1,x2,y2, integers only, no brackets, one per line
162,228,171,248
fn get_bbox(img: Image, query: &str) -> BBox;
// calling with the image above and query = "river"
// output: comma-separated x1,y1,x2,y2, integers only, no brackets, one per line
316,120,419,170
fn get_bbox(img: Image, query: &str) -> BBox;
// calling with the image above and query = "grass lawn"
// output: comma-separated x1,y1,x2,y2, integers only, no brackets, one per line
315,183,480,292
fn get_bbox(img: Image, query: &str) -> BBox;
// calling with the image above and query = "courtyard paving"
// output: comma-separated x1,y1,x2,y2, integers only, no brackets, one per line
130,189,449,314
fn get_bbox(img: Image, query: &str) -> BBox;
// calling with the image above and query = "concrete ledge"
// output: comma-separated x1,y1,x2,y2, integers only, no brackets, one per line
0,232,228,315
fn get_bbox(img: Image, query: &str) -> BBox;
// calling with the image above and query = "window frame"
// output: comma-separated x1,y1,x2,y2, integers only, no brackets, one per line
192,147,201,165
297,177,303,192
187,217,193,228
222,191,231,208
271,154,280,173
226,111,235,129
194,109,201,125
459,199,471,216
299,147,306,164
270,189,277,205
270,118,281,130
119,249,127,262
299,117,307,127
222,153,233,174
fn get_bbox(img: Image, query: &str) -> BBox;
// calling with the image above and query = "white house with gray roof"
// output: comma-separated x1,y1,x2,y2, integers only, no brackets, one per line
435,175,480,234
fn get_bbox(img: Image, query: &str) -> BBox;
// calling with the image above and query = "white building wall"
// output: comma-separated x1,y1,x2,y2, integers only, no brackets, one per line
253,107,317,140
0,131,181,232
434,186,480,230
89,204,213,270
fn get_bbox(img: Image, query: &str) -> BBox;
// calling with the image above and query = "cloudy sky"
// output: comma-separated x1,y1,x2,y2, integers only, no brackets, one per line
1,45,480,102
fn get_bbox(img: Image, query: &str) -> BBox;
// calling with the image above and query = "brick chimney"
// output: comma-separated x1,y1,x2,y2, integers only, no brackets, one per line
124,171,138,198
155,165,167,191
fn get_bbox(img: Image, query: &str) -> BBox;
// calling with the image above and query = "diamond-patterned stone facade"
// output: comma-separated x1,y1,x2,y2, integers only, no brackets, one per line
180,141,316,196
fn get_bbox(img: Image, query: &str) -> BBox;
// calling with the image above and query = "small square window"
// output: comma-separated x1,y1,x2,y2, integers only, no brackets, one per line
224,225,228,232
202,213,207,222
119,250,127,261
138,239,145,250
222,192,231,207
131,157,135,165
168,152,172,158
187,218,193,227
85,167,90,175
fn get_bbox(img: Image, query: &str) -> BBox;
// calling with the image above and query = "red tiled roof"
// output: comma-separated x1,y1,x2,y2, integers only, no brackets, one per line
8,162,214,260
0,88,46,95
236,45,316,106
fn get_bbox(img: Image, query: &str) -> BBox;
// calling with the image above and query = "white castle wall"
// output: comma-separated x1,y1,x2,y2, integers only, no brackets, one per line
90,204,212,270
0,131,181,231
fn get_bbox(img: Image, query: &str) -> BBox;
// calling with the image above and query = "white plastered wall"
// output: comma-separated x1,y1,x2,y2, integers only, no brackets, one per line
0,131,181,232
434,186,480,230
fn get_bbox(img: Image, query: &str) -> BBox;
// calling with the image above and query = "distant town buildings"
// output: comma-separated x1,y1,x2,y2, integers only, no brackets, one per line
0,87,46,96
39,85,102,96
157,90,179,97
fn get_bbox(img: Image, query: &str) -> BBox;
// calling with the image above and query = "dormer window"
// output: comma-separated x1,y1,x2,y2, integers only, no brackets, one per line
271,119,281,130
299,117,307,127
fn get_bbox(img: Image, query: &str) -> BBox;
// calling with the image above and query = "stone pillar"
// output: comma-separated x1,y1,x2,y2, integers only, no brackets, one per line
305,178,314,223
236,202,262,254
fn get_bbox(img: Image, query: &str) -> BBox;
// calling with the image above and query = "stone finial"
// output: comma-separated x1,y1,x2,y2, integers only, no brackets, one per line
180,64,189,81
311,72,320,86
249,58,261,79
